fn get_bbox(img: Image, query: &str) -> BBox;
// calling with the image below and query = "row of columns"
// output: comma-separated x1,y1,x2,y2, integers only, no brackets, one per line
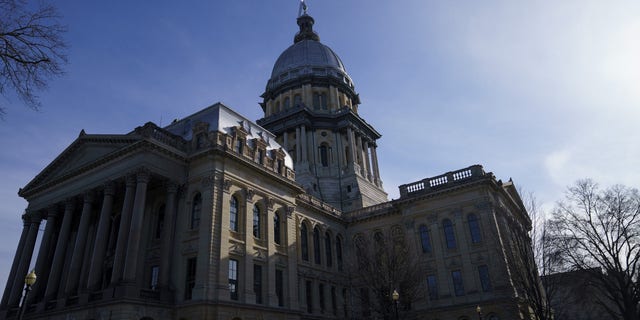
1,169,179,311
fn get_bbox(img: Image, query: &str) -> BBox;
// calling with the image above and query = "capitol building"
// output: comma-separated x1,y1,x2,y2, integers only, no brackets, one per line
1,7,539,320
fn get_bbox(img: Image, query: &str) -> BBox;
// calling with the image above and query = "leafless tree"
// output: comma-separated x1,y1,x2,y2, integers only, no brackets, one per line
0,0,67,116
348,230,424,320
502,190,555,320
548,179,640,320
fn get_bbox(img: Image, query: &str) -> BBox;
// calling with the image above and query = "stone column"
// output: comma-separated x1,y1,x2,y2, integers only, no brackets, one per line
363,140,372,181
346,128,356,167
111,175,136,284
300,125,308,162
371,145,381,185
194,176,215,300
266,204,276,307
359,136,368,177
159,182,178,289
87,182,115,290
283,131,289,153
243,190,256,303
44,199,75,300
8,213,42,306
123,170,150,282
65,192,94,295
295,127,301,164
286,208,299,309
31,206,60,300
0,216,30,308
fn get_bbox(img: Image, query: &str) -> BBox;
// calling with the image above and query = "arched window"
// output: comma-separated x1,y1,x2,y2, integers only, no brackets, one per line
275,101,280,113
191,193,201,229
419,225,432,253
284,97,290,109
443,219,457,249
313,227,321,264
336,236,343,271
301,223,309,261
325,232,332,267
319,144,329,167
294,94,302,107
253,205,261,238
274,212,281,245
230,196,239,232
468,214,482,243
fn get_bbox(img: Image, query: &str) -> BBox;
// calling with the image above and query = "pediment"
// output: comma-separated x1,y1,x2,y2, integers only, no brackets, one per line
20,133,140,196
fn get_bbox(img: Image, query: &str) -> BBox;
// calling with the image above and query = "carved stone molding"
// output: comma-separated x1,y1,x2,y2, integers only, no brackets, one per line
286,206,295,218
268,198,275,209
246,188,255,202
223,179,232,191
201,174,216,188
135,167,151,184
103,181,116,196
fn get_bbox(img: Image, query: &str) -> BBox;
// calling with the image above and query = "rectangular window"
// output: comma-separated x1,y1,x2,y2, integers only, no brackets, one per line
331,286,337,315
229,259,238,300
319,283,325,313
478,265,492,292
254,264,263,304
426,274,438,300
452,270,465,296
275,269,284,307
342,288,348,318
306,280,313,313
257,149,264,165
360,287,371,317
185,258,197,300
235,138,244,154
150,265,159,290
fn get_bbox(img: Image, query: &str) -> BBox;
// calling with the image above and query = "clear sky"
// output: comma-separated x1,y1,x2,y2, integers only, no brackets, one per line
1,0,639,295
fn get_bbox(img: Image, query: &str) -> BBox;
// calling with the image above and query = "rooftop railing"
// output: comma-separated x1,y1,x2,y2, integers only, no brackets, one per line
398,165,487,198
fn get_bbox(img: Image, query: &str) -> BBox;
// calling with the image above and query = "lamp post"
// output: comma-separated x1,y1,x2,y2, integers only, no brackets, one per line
18,270,37,320
476,305,483,320
392,289,399,320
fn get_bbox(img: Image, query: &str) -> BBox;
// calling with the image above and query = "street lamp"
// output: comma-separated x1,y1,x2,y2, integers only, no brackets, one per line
476,305,483,320
18,270,37,320
392,289,399,320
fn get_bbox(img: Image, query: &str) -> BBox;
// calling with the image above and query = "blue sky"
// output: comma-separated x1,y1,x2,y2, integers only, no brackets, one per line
1,0,639,294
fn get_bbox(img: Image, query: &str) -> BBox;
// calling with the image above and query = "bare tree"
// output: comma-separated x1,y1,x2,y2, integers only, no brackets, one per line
548,179,640,320
0,0,67,116
502,190,555,320
348,230,424,319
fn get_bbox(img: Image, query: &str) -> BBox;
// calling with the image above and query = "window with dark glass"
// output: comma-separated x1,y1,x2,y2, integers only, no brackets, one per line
342,288,349,318
306,280,313,313
336,237,343,271
235,137,244,154
254,264,263,304
277,159,283,174
284,97,290,109
360,288,371,317
155,204,165,239
276,269,284,307
426,274,438,300
191,193,202,229
320,144,329,167
419,225,432,253
229,259,238,300
313,227,321,264
185,257,197,300
274,212,281,245
468,214,482,243
478,265,492,292
325,232,332,267
150,265,159,290
257,149,264,165
452,270,465,296
301,223,309,261
230,196,238,232
294,94,302,107
253,205,261,238
331,286,337,315
319,284,325,313
443,219,457,249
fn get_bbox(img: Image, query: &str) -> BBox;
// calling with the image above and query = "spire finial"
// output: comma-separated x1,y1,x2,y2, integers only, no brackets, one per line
298,0,308,17
294,0,319,43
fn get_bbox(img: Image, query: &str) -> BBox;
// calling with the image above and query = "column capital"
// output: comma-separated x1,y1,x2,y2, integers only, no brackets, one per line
165,180,179,194
103,181,116,196
46,204,61,219
64,197,76,208
83,191,95,203
136,168,151,184
125,174,137,187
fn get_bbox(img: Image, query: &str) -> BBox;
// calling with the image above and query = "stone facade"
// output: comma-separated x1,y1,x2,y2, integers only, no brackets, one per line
0,9,539,320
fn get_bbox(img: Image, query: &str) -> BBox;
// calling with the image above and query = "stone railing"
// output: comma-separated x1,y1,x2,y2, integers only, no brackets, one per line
297,194,341,217
398,165,487,198
345,201,395,221
135,122,187,151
